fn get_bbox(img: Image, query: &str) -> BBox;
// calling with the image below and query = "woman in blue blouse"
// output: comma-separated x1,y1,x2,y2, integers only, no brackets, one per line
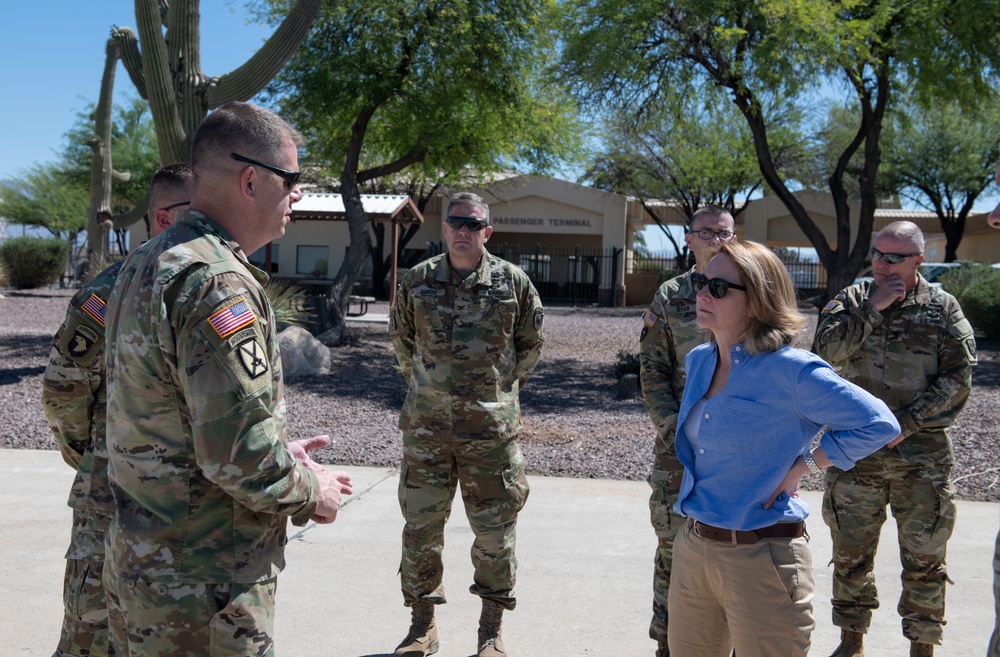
666,240,899,657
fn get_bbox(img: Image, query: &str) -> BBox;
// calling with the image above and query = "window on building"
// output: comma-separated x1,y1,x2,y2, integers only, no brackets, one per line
249,244,280,273
297,245,329,277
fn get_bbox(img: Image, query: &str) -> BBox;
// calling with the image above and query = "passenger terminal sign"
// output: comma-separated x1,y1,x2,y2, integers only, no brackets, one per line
491,216,601,234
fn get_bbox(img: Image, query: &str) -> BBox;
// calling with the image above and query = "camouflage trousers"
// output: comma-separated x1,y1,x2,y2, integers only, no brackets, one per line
647,437,686,644
103,562,277,657
398,433,529,611
55,510,114,657
989,524,1000,657
822,452,956,645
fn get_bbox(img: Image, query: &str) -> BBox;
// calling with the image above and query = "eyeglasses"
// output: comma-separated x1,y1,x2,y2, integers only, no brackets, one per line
691,272,748,299
446,216,488,232
870,246,921,265
231,152,301,189
158,201,190,213
693,228,735,242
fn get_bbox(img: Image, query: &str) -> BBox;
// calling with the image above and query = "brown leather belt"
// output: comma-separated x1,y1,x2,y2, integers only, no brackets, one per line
690,519,806,545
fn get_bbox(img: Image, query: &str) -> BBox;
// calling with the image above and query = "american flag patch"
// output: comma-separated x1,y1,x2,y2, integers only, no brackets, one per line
81,294,107,327
643,308,657,327
207,299,257,338
823,299,843,313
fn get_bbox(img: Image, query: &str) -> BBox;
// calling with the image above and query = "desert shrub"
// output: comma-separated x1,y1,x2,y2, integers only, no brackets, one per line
614,349,641,381
264,278,312,329
939,262,993,299
0,237,69,289
959,271,1000,340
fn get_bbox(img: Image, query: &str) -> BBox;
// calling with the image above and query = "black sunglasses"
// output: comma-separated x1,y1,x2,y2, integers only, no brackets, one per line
691,272,748,299
870,246,921,265
231,152,301,189
446,216,488,232
158,200,190,213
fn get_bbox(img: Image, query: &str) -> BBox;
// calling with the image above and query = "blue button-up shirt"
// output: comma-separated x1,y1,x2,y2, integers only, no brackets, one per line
674,342,899,531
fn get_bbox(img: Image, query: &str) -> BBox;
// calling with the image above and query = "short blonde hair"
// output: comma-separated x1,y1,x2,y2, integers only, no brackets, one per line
706,240,805,354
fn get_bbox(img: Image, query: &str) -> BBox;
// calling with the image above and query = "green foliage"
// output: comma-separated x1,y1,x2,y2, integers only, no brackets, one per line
264,279,313,329
613,349,641,381
657,268,684,286
260,0,586,182
62,95,161,212
958,271,1000,340
0,163,89,239
939,263,995,300
0,237,70,289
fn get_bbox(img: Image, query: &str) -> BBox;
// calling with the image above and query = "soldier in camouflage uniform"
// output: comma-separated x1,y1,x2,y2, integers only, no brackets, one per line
639,205,736,657
814,221,976,657
41,163,193,657
102,102,352,657
389,192,544,657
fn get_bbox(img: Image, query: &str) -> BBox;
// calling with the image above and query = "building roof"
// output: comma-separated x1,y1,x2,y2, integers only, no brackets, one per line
291,193,423,223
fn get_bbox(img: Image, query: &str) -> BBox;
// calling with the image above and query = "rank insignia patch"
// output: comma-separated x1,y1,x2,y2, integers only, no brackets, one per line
81,294,107,327
208,298,257,338
237,338,268,378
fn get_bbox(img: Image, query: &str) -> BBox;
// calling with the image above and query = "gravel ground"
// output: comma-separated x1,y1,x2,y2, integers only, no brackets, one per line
2,287,998,502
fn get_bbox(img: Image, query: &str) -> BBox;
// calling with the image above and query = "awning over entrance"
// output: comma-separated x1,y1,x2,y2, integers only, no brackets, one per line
291,193,423,224
287,193,424,306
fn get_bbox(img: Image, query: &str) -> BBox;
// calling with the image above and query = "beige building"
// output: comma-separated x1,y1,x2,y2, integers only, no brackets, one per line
127,178,999,304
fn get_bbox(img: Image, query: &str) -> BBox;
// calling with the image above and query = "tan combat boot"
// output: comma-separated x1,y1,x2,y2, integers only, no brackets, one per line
477,599,507,657
828,629,865,657
394,601,439,657
909,642,933,657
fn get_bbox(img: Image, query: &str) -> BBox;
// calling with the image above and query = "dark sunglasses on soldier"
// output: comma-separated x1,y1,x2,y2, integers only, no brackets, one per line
691,272,748,299
231,152,301,189
446,216,488,232
870,246,921,265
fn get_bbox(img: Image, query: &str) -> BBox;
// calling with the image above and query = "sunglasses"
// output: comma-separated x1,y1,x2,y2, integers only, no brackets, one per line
158,201,190,213
446,216,488,232
231,152,301,189
870,246,921,265
691,272,748,299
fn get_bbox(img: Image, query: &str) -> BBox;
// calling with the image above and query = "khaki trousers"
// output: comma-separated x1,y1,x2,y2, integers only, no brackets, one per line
667,520,816,657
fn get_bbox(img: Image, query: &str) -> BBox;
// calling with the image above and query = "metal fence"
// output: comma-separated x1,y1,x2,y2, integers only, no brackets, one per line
487,244,623,306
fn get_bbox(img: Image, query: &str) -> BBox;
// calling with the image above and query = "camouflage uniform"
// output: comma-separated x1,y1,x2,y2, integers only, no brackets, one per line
814,274,976,645
638,266,708,644
389,251,543,611
102,212,320,657
41,261,124,657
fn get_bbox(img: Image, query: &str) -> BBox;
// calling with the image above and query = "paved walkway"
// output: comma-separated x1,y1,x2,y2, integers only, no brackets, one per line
3,449,995,656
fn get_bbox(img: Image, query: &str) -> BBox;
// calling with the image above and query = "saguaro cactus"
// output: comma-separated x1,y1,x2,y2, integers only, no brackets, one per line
108,0,323,225
85,37,146,269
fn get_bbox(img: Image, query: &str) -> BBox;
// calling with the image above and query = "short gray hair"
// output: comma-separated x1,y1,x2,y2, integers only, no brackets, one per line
876,220,924,253
190,101,303,178
447,192,490,222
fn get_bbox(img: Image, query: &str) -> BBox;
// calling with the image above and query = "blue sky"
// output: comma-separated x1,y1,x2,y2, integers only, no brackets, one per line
0,3,272,181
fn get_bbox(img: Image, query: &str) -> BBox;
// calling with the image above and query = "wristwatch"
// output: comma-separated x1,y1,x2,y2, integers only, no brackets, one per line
803,451,822,475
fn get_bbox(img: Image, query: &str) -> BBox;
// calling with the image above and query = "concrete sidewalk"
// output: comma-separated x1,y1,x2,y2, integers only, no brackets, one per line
3,448,995,656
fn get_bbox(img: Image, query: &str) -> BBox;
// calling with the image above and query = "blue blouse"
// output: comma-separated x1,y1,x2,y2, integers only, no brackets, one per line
674,342,900,531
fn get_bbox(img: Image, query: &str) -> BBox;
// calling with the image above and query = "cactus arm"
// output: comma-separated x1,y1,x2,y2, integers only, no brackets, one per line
135,0,189,163
111,26,147,99
112,195,150,230
205,0,323,107
85,38,120,265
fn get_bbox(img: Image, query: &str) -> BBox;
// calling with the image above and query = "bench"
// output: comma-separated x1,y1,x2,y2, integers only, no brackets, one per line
347,295,376,317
